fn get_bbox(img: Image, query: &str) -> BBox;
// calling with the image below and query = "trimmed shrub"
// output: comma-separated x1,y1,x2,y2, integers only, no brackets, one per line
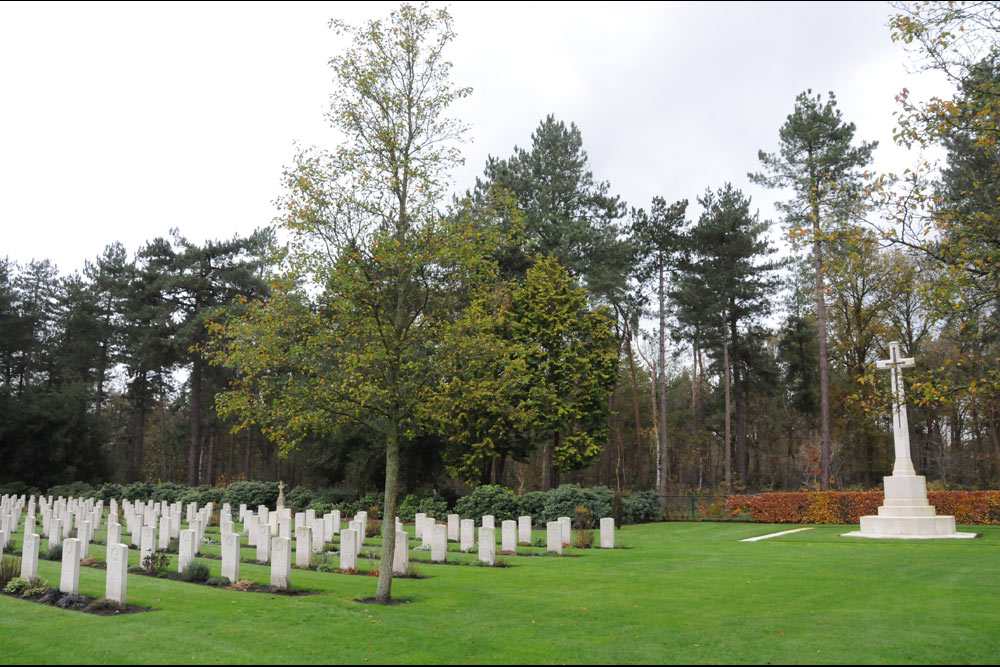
541,485,611,524
455,485,520,521
206,576,230,587
518,491,547,520
222,481,279,509
122,482,156,501
285,486,314,512
179,486,225,507
150,482,187,503
181,562,211,583
95,482,125,501
46,482,95,499
726,490,1000,525
622,490,662,524
46,544,62,561
0,481,37,496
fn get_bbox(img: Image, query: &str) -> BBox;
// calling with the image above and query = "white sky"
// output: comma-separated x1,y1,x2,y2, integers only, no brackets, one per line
0,1,949,277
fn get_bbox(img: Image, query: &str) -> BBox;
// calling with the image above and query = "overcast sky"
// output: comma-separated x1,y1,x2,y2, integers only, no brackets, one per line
0,1,948,277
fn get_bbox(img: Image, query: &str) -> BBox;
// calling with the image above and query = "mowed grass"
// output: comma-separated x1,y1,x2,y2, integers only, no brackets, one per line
1,519,998,664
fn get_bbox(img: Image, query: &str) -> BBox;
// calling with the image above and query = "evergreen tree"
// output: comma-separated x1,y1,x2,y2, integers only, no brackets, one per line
751,90,876,490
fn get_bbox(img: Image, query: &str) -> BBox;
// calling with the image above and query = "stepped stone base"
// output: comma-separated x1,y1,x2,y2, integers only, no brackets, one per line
841,474,978,540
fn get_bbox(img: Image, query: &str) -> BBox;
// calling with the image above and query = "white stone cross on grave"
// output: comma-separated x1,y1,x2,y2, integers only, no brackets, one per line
875,341,917,476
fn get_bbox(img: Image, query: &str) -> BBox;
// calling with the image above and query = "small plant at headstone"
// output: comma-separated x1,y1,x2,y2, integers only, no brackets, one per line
366,568,380,577
0,555,21,586
365,520,382,539
46,544,62,561
532,537,545,548
85,597,123,612
574,529,594,549
4,577,29,594
406,565,422,578
127,565,144,574
227,580,254,591
181,562,210,583
21,577,50,598
141,551,170,575
574,504,594,530
55,593,89,610
341,567,358,575
80,557,99,567
206,576,230,587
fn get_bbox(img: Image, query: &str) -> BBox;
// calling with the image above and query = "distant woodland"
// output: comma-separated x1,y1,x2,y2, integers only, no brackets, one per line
1,2,998,497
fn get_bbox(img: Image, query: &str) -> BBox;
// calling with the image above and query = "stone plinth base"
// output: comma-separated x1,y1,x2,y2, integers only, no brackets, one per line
841,474,977,540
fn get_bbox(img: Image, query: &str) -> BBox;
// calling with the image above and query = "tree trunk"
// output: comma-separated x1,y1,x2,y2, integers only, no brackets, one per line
722,310,732,488
625,323,646,491
657,263,669,493
187,356,203,487
206,429,216,487
376,405,401,603
813,232,832,491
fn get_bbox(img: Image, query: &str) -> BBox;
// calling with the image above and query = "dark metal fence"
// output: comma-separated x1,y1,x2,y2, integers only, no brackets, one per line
659,495,751,522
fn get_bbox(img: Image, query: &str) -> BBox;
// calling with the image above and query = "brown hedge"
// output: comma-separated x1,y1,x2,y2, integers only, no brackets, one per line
725,490,1000,525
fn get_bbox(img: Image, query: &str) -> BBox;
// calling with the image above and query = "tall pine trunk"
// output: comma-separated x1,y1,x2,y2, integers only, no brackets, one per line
722,310,732,488
812,212,832,491
657,262,668,494
187,356,202,487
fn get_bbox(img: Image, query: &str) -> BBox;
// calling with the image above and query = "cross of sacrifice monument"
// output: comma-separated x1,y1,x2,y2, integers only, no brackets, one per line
843,342,976,539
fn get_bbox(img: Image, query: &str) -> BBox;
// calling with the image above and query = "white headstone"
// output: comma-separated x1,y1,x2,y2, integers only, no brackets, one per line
105,543,128,605
60,538,80,594
295,525,312,567
414,513,426,539
78,519,91,559
600,517,615,548
340,528,358,571
310,518,325,552
478,527,495,565
158,516,171,551
447,514,459,541
546,522,563,554
271,536,291,590
140,525,155,569
501,520,517,553
518,516,532,544
482,515,495,529
392,530,409,575
558,516,572,548
279,515,291,540
178,529,195,573
256,523,271,562
20,533,39,580
222,531,240,582
108,522,121,548
460,519,475,552
431,524,447,562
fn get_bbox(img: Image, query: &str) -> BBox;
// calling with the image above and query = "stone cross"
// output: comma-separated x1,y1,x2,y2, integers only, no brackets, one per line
276,481,285,509
875,341,917,476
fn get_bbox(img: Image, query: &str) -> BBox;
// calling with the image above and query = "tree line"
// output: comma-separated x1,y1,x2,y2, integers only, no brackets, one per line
2,2,998,506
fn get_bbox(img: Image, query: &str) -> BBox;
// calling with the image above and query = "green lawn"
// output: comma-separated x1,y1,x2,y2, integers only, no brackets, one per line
1,519,997,664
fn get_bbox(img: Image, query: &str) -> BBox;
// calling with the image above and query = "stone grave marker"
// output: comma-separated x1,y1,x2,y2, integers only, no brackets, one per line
256,523,271,562
106,543,128,605
482,515,495,529
478,527,495,565
60,538,80,594
295,525,312,567
460,519,475,552
447,513,459,541
431,524,447,562
178,529,195,573
271,536,291,590
414,512,426,539
546,522,562,554
340,528,358,570
558,516,572,547
20,532,39,580
392,531,408,575
518,516,532,544
600,518,615,548
222,531,240,582
501,520,516,553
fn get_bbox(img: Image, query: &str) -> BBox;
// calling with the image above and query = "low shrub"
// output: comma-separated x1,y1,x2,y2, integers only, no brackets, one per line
206,576,230,587
0,556,21,586
46,544,62,561
365,520,383,539
122,482,156,501
179,486,225,507
574,529,595,549
541,485,610,524
46,481,95,499
181,562,210,583
622,490,662,524
141,552,170,575
455,485,520,521
56,593,89,610
4,577,29,594
518,491,547,520
150,482,187,503
222,481,279,509
85,597,123,612
95,482,125,501
285,486,314,512
726,490,1000,525
21,577,50,597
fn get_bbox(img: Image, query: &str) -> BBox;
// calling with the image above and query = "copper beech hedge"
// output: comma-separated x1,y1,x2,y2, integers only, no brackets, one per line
725,491,1000,525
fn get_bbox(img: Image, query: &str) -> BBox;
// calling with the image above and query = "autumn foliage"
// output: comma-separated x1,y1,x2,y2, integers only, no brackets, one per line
726,490,1000,525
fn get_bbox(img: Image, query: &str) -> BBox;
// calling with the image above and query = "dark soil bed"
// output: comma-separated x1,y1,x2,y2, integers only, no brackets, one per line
1,589,153,616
